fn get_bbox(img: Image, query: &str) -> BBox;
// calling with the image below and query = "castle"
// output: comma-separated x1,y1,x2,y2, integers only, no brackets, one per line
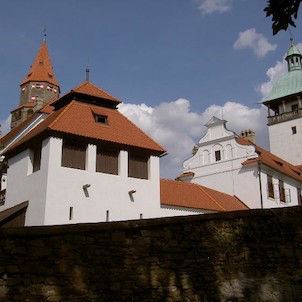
0,37,301,226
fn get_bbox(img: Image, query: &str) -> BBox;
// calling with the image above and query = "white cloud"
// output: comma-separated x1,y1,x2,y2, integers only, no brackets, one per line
0,115,11,136
234,28,277,58
119,100,267,179
195,0,232,14
258,43,302,99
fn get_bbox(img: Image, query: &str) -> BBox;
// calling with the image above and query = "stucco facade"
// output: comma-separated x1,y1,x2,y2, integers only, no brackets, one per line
181,117,302,209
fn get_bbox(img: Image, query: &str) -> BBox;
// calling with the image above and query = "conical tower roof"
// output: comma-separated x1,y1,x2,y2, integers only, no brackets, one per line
20,40,59,87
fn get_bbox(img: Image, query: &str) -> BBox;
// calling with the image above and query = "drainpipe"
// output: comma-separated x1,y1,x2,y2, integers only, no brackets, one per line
258,162,264,209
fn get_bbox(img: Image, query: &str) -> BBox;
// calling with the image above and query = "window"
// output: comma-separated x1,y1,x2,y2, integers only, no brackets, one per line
297,188,302,205
215,150,221,162
31,143,42,173
292,126,297,134
292,104,298,111
69,207,73,220
61,140,87,170
279,180,286,202
267,175,274,199
128,153,149,179
96,147,119,175
95,115,108,124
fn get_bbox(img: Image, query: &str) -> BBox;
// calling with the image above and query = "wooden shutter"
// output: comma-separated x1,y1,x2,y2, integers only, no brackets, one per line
96,147,119,175
279,180,285,202
267,175,274,198
32,143,42,172
62,140,87,170
128,154,148,179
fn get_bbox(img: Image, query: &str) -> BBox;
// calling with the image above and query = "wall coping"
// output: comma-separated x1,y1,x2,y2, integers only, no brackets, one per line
0,206,301,238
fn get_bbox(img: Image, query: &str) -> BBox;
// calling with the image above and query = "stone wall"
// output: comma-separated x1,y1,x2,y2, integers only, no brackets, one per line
0,206,302,301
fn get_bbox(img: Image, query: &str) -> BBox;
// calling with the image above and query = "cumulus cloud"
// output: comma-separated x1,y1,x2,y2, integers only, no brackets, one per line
0,115,11,136
258,43,302,99
119,100,267,179
195,0,232,14
234,28,277,58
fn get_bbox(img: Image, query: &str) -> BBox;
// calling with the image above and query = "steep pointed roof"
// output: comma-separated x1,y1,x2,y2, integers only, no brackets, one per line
20,40,59,87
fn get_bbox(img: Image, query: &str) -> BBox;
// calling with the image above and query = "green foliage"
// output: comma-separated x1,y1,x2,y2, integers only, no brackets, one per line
264,0,301,35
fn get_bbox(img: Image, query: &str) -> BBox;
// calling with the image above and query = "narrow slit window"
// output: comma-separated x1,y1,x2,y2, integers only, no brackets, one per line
69,207,73,220
106,210,109,222
292,126,297,134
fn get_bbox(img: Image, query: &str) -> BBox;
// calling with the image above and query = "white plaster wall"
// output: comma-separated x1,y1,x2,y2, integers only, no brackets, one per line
260,165,302,208
3,138,51,225
183,137,261,209
269,118,302,166
43,137,162,225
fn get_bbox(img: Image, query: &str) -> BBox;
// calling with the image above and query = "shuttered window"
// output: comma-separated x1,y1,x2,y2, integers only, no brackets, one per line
279,180,286,202
31,143,42,173
128,153,149,179
96,147,119,175
62,140,87,170
267,175,274,199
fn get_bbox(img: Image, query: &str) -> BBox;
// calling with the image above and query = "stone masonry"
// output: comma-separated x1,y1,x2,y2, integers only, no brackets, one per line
0,206,302,301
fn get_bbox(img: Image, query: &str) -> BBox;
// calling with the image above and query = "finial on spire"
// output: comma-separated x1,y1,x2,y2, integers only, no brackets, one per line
86,66,90,82
43,27,47,41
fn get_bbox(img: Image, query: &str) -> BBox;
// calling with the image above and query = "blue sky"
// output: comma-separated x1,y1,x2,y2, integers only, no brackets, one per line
0,1,301,178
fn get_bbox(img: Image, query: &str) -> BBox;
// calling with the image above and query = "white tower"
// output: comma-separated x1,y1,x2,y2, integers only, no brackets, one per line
263,39,302,166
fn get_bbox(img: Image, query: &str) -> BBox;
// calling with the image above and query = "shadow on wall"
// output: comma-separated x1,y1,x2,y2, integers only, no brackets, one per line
0,207,302,301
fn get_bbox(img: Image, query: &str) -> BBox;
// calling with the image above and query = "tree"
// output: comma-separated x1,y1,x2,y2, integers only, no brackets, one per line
264,0,301,35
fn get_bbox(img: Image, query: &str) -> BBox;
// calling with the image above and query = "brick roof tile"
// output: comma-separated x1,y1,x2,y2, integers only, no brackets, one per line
160,179,248,212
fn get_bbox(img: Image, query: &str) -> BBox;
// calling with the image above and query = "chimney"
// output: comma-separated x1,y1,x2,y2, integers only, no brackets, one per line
241,129,256,144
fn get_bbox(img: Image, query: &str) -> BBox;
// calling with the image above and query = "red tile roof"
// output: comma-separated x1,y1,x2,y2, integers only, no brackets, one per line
237,136,302,183
11,103,35,112
71,81,120,104
20,40,59,87
4,100,166,157
160,179,248,212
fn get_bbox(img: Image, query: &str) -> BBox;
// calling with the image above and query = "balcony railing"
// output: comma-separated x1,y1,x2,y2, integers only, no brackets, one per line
0,189,5,206
268,108,302,125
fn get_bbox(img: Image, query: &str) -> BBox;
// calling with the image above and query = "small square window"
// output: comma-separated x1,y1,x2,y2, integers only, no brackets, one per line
292,126,297,134
95,115,108,124
215,150,221,162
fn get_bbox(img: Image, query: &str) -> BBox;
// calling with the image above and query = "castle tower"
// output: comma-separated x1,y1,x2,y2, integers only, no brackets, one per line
263,39,302,166
10,39,60,129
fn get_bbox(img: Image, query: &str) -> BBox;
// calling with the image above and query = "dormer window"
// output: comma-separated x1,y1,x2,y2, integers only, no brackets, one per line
95,115,108,124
